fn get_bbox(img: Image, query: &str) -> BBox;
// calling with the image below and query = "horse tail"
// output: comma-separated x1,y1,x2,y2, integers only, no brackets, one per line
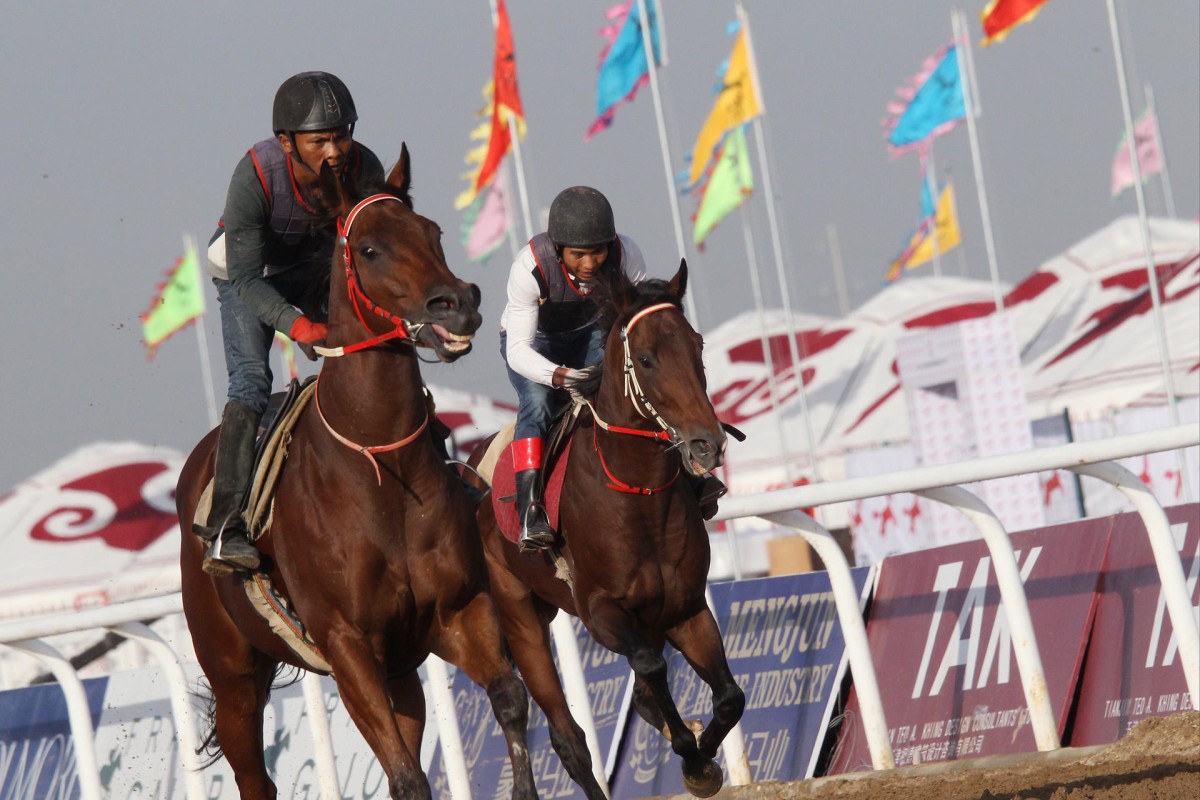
191,663,302,767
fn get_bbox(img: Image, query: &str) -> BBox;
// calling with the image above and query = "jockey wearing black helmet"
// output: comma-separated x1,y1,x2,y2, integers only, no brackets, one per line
195,71,385,575
499,186,648,552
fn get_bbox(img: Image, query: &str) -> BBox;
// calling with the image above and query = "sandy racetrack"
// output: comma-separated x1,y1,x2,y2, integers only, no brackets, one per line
697,711,1198,800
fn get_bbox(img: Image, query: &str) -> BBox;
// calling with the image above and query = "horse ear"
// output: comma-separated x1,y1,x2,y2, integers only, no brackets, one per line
385,143,414,207
668,258,689,301
317,161,352,219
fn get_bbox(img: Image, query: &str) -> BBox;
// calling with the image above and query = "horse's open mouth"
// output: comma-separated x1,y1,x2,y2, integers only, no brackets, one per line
428,324,474,355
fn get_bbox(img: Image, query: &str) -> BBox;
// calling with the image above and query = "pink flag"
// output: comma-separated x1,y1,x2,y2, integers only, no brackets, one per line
1111,109,1164,197
462,167,510,262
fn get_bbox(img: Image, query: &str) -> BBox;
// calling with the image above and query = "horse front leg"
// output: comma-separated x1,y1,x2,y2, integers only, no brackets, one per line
666,608,746,761
624,639,723,798
322,629,430,800
489,566,609,800
433,591,538,800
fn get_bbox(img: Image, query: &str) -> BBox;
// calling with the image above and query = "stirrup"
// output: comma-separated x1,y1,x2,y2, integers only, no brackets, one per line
518,505,555,553
201,522,261,576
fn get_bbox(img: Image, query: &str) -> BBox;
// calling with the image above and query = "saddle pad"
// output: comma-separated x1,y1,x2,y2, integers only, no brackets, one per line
242,573,332,673
491,439,574,546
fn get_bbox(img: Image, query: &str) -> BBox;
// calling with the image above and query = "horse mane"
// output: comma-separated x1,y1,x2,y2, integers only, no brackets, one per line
595,267,683,338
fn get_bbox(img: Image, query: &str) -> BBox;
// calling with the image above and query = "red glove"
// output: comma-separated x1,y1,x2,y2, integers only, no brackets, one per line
289,317,328,361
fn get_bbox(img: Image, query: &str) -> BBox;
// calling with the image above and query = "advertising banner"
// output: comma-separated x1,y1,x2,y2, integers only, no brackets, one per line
0,666,383,799
828,518,1110,773
1070,503,1199,745
429,616,633,800
610,568,872,799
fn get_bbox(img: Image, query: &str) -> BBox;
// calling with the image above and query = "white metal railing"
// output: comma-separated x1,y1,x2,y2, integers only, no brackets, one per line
0,424,1195,796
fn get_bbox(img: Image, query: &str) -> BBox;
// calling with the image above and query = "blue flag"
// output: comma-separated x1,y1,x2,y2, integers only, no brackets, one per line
585,0,662,140
885,42,966,156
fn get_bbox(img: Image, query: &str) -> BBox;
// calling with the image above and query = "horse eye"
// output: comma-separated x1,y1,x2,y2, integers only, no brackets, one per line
637,355,653,368
360,245,377,259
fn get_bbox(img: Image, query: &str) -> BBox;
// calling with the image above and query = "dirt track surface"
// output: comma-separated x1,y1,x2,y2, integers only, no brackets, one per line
693,711,1199,800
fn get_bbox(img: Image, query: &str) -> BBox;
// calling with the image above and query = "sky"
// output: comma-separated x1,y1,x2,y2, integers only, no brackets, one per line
2,1,1197,493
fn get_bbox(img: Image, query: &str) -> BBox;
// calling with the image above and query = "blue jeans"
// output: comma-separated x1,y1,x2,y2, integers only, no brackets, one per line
215,274,328,415
502,327,604,442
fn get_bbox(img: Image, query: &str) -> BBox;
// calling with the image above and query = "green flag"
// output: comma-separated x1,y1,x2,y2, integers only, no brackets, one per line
692,125,753,248
142,244,205,357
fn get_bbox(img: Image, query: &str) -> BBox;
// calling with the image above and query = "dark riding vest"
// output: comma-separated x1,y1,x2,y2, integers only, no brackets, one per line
222,138,368,273
529,233,624,334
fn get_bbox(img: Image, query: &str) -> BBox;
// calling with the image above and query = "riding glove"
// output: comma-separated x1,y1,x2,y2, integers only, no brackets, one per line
289,317,328,361
560,365,603,402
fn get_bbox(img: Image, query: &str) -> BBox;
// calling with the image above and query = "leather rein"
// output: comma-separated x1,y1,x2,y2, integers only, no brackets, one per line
311,193,429,482
583,302,685,495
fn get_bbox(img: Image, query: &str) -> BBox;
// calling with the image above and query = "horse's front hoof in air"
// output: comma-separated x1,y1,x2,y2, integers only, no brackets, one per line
682,758,723,799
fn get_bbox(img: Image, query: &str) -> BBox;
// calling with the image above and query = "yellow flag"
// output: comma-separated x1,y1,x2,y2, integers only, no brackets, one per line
687,27,763,189
904,183,962,268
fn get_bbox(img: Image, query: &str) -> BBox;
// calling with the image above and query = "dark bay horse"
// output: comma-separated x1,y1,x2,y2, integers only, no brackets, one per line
468,262,745,798
177,146,537,800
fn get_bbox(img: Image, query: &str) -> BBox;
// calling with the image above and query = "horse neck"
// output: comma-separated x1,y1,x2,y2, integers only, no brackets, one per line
589,359,679,484
317,320,428,442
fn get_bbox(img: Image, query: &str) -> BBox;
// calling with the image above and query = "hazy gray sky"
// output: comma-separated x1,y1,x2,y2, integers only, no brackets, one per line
2,1,1197,492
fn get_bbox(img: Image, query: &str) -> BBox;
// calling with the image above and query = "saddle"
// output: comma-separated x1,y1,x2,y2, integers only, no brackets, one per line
481,402,585,546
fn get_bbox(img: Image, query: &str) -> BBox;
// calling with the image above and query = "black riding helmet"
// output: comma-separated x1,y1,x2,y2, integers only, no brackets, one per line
272,71,358,135
547,186,616,248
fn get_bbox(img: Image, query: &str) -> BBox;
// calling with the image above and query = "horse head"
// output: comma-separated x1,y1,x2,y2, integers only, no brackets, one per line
317,143,482,362
599,259,726,476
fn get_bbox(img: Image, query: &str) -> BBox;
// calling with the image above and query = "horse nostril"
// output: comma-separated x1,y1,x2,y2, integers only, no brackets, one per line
426,293,458,315
691,439,715,460
468,283,482,308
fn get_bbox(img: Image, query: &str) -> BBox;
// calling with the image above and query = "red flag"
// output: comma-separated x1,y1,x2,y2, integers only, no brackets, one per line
474,0,525,196
980,0,1051,46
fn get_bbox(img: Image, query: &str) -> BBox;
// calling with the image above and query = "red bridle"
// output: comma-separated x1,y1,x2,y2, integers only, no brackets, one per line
314,193,419,358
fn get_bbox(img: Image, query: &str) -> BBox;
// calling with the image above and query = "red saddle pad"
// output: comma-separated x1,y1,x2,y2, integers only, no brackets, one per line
490,439,574,546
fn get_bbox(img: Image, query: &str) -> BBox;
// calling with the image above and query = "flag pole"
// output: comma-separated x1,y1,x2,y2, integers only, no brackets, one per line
1143,83,1178,220
738,205,796,486
738,0,823,482
1105,0,1181,434
185,235,220,429
923,147,945,278
488,0,535,241
826,222,850,317
633,0,699,325
952,8,1003,312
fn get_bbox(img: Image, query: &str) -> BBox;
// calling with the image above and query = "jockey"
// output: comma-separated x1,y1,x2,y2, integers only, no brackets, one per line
195,71,385,575
500,186,646,552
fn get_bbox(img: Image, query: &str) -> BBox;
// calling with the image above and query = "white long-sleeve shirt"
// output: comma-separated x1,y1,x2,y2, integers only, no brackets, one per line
500,234,647,386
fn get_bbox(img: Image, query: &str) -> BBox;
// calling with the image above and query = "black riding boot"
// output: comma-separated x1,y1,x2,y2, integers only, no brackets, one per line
194,401,262,575
430,414,486,507
515,468,555,552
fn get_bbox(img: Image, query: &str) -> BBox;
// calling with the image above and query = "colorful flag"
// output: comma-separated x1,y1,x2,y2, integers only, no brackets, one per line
980,0,1051,47
461,165,511,263
884,41,966,158
686,21,763,189
141,244,205,358
692,125,753,249
1111,108,1164,197
585,0,662,141
886,181,962,281
456,0,525,210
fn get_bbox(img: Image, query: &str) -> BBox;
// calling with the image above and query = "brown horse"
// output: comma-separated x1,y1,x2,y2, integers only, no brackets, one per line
468,262,745,799
177,146,538,800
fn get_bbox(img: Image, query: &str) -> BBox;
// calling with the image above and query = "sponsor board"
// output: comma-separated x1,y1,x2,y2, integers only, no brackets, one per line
429,616,633,800
828,519,1109,773
0,665,385,798
1071,503,1199,745
610,568,873,799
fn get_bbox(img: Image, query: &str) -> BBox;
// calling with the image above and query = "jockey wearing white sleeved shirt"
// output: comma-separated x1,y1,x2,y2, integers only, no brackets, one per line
499,186,646,552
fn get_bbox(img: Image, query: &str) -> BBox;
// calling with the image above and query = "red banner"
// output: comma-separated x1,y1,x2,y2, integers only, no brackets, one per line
828,518,1110,773
1070,503,1199,745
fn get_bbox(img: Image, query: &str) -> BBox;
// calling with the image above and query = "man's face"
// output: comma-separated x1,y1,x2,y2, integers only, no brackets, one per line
560,245,608,284
281,126,353,175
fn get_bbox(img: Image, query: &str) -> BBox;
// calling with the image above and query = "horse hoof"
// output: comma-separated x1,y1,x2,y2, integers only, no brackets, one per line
682,760,723,799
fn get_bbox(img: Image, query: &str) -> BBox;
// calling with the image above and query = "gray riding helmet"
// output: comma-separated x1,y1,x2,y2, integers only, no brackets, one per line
272,71,358,135
547,186,616,247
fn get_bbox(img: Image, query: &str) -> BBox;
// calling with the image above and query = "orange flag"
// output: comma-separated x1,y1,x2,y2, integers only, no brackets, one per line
474,0,525,197
980,0,1051,46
